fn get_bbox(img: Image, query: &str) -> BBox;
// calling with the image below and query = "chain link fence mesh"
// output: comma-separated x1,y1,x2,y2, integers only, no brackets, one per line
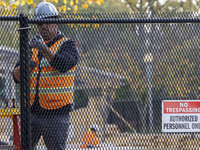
0,10,199,149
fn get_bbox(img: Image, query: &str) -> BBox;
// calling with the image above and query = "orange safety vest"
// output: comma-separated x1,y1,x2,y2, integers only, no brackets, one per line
30,37,75,109
81,131,100,148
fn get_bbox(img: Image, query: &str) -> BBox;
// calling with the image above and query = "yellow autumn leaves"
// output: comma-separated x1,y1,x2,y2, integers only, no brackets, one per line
0,0,104,14
56,0,104,13
94,0,104,5
0,0,34,9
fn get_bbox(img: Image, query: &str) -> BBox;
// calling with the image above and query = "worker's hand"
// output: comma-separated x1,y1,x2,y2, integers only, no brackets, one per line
29,34,47,52
30,60,37,71
88,145,94,148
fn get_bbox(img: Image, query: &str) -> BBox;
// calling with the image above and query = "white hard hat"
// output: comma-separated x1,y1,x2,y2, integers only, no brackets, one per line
34,2,59,19
90,124,99,131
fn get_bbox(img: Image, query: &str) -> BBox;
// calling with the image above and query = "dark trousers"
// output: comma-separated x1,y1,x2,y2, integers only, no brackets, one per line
31,113,70,150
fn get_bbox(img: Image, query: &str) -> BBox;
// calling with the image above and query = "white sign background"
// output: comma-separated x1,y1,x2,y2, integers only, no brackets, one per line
162,100,200,132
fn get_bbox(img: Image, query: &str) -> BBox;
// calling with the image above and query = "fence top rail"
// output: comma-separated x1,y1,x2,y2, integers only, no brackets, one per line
28,18,200,24
1,15,200,24
0,16,20,21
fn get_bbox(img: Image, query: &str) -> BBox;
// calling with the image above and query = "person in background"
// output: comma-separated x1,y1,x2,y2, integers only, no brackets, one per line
12,2,79,150
81,124,101,148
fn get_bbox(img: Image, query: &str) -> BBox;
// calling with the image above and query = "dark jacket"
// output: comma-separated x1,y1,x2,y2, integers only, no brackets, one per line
13,33,79,116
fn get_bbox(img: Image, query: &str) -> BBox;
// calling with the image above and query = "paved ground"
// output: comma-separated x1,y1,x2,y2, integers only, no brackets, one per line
35,145,145,150
0,145,16,150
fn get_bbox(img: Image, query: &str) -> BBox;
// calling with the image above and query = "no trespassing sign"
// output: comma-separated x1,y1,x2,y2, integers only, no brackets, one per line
162,100,200,132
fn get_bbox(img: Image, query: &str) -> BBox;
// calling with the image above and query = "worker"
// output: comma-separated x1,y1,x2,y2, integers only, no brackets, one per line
81,124,101,148
12,2,79,150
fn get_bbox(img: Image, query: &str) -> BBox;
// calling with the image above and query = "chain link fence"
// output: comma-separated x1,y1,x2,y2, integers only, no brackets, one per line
0,10,199,149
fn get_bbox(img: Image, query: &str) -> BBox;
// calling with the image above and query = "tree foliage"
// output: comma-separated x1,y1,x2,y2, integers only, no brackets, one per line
124,0,200,12
0,0,105,13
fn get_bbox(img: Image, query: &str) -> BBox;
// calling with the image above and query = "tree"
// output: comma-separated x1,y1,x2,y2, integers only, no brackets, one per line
117,0,200,133
124,0,199,12
0,0,105,13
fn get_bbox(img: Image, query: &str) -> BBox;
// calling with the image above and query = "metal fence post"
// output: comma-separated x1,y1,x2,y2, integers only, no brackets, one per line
19,13,31,150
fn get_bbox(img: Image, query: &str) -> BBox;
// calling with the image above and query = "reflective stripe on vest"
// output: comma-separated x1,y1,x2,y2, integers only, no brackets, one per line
30,37,75,109
31,69,75,78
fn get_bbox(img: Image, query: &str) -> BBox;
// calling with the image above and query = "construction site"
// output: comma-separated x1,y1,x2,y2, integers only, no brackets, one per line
0,11,200,150
1,97,200,149
0,47,199,149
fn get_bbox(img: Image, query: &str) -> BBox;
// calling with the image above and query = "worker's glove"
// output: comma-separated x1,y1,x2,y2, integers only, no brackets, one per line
88,145,94,148
29,34,47,52
30,60,37,68
29,60,37,71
